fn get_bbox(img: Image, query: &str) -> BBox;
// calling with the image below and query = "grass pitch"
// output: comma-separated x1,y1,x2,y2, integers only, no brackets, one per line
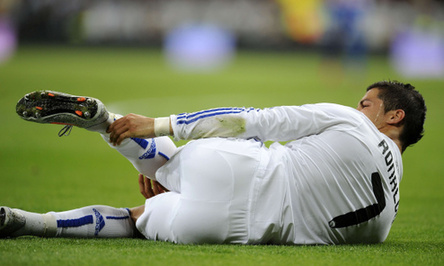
0,46,443,265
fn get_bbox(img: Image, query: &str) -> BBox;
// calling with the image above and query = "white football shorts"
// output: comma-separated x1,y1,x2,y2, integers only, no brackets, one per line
135,138,270,244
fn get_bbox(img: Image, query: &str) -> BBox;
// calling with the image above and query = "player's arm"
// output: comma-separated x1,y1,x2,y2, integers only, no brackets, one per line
171,104,360,142
107,113,173,146
107,104,359,145
107,107,255,145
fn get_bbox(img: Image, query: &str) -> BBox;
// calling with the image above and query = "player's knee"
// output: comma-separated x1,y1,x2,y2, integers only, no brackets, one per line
179,146,235,201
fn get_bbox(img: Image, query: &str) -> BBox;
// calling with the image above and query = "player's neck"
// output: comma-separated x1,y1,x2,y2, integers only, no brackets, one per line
379,126,403,154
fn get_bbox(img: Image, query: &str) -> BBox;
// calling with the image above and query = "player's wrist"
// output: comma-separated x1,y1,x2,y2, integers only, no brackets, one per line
154,117,171,136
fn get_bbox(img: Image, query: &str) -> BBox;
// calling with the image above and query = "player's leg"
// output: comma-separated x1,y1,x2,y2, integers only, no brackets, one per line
16,91,177,179
0,205,140,238
136,138,263,244
101,133,177,179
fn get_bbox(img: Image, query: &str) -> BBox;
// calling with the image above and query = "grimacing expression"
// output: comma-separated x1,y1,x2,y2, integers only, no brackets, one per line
357,88,386,128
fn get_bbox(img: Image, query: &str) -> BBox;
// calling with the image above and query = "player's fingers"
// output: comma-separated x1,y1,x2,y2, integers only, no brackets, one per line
144,176,154,199
116,132,131,146
111,122,132,145
106,121,114,134
138,174,150,199
108,127,119,145
156,181,169,193
110,127,130,146
138,174,147,198
152,180,162,195
139,174,154,199
107,116,124,134
158,182,169,192
109,119,130,145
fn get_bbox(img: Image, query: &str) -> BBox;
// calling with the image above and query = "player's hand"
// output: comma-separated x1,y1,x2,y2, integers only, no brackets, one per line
138,174,168,199
107,113,155,146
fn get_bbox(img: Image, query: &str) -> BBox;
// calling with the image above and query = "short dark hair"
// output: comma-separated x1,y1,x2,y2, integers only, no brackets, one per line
366,80,426,152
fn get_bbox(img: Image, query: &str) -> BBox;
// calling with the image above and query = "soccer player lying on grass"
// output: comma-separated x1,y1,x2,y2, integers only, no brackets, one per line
0,81,426,244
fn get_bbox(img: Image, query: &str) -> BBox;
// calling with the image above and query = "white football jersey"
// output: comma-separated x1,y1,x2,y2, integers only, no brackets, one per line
170,103,402,244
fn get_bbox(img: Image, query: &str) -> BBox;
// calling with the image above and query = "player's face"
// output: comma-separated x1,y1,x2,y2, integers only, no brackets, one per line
357,88,386,128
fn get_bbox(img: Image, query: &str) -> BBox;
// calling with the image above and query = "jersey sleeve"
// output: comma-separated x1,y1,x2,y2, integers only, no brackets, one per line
170,104,363,142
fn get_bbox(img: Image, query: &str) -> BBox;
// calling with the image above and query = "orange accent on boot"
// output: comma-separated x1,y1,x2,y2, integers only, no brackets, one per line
77,97,86,102
36,106,43,110
48,93,55,97
75,110,83,117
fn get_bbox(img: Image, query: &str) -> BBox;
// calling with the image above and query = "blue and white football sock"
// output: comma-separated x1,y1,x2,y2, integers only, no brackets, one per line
49,205,136,238
102,134,177,180
11,206,136,238
90,112,177,179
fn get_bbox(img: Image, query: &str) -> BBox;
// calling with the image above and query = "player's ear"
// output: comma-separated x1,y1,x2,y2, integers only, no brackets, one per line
386,109,405,125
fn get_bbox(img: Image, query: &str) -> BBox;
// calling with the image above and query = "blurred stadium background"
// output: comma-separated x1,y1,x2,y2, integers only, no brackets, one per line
1,0,444,77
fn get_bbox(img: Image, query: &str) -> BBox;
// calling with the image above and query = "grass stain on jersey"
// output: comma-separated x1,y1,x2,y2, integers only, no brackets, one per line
192,116,246,139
